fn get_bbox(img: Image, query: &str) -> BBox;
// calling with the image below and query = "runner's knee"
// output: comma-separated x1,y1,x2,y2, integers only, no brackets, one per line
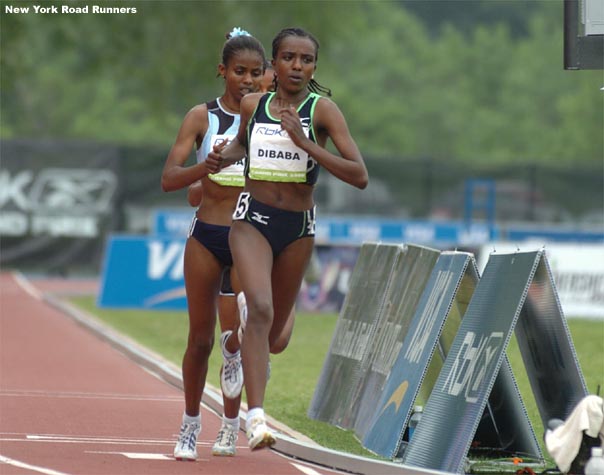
246,296,273,329
187,333,214,359
269,333,290,354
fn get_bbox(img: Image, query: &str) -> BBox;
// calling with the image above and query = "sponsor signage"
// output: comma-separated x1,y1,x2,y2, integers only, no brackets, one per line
479,243,604,319
403,251,586,473
308,243,440,439
151,209,603,248
0,168,117,238
363,252,478,458
152,208,195,237
308,243,403,427
364,252,541,463
98,235,187,310
315,217,496,246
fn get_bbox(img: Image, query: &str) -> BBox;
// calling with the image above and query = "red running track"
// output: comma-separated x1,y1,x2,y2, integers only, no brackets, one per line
0,273,339,475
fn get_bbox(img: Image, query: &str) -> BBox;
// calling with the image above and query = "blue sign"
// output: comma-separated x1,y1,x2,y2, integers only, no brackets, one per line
98,235,187,310
151,208,603,246
506,227,604,243
315,216,497,246
152,208,194,237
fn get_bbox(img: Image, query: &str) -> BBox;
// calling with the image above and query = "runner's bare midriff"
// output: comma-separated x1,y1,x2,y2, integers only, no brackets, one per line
246,180,314,212
196,177,242,226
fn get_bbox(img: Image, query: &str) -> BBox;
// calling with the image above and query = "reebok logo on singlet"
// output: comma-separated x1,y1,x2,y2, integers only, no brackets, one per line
255,126,289,137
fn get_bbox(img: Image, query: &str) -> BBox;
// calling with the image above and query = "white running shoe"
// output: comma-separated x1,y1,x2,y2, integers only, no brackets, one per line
173,420,200,461
220,331,243,399
246,416,276,451
212,422,238,456
236,292,247,344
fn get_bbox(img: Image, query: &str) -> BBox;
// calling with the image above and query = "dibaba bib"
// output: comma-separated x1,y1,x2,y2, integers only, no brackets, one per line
246,92,320,185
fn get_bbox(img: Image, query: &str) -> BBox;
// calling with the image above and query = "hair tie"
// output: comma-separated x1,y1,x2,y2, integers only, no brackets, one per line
228,27,251,39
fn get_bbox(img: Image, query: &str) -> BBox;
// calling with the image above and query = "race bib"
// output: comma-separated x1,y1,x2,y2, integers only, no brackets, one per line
207,134,245,187
248,123,310,183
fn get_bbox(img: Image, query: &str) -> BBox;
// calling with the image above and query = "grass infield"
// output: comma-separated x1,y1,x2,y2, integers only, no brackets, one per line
69,296,603,465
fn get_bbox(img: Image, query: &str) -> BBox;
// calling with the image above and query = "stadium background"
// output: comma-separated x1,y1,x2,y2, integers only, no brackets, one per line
1,2,603,473
1,1,602,309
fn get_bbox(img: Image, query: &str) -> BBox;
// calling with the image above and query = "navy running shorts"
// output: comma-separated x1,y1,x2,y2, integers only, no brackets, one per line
232,192,316,257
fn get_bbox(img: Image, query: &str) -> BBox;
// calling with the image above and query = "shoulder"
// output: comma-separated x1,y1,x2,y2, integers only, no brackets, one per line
241,93,264,116
180,103,209,131
313,96,346,127
187,103,209,120
314,96,339,113
241,92,264,108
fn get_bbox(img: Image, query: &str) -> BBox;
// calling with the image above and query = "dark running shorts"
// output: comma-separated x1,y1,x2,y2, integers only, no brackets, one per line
232,192,316,257
188,217,234,296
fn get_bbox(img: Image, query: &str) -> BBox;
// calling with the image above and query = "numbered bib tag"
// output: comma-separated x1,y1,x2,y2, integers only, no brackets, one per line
233,192,251,220
306,206,316,236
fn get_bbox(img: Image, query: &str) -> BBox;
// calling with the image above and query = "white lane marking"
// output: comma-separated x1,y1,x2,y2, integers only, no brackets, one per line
26,434,175,445
0,433,219,448
291,462,324,475
0,454,71,475
13,271,42,300
0,389,181,402
121,452,171,460
90,452,172,460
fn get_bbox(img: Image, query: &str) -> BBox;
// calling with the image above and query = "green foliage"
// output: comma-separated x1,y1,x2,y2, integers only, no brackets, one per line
2,1,602,163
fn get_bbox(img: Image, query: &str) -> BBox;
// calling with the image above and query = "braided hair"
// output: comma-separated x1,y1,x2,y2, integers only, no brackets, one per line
271,27,332,97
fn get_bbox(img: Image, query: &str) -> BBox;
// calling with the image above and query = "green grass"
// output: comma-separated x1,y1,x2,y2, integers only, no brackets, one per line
68,296,604,462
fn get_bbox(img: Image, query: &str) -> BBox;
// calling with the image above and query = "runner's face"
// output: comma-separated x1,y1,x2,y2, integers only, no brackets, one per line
260,68,275,93
222,50,265,101
273,36,316,93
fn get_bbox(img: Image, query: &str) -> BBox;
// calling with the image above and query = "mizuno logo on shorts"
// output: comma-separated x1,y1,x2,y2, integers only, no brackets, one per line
251,212,269,225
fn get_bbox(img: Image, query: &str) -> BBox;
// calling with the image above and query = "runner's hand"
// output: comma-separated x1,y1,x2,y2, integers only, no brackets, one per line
280,106,307,147
206,140,227,173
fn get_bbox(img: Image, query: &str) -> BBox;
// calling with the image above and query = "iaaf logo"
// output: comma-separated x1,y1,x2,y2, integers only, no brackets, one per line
0,168,117,212
442,330,504,403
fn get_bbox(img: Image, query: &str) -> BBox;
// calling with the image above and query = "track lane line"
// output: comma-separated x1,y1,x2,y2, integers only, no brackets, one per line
0,454,71,475
13,271,42,300
291,462,325,475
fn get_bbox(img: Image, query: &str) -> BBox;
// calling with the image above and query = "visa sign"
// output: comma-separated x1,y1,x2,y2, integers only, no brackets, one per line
98,235,187,310
147,241,185,279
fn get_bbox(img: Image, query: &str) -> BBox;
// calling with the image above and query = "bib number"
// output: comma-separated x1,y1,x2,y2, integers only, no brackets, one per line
306,207,316,236
233,192,251,220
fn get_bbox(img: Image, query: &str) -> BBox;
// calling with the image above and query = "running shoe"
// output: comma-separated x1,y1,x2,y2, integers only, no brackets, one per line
237,292,247,344
173,420,200,461
246,415,276,451
220,331,243,399
212,422,238,456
